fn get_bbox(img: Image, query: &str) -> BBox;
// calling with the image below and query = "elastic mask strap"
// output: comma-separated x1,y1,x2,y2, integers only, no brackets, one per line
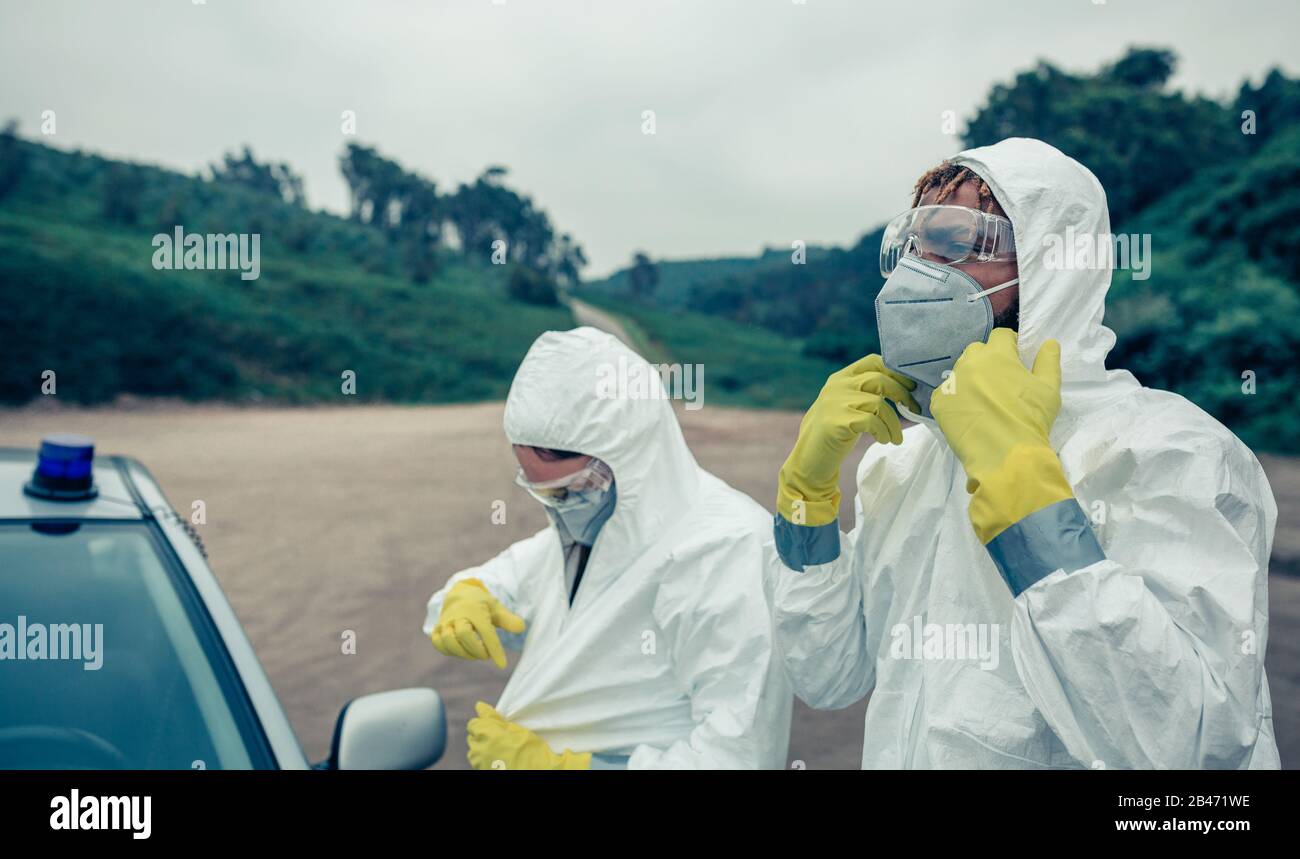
965,277,1019,303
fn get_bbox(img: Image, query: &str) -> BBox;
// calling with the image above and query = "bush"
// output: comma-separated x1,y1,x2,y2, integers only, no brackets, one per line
506,264,559,306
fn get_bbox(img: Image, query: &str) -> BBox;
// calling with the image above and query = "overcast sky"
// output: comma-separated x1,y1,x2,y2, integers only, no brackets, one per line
1,0,1297,276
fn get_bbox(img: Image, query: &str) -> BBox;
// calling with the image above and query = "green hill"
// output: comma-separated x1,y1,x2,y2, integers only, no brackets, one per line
0,137,574,404
1104,124,1300,451
575,292,839,411
0,135,839,414
587,247,832,309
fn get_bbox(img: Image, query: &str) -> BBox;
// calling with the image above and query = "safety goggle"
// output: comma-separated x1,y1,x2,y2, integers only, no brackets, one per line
514,458,613,509
880,205,1017,277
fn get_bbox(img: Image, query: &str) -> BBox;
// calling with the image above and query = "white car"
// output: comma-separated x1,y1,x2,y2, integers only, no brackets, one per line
0,434,446,770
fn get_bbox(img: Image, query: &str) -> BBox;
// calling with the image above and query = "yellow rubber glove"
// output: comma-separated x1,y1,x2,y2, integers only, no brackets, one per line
930,328,1074,544
777,354,918,527
429,579,526,669
467,702,591,770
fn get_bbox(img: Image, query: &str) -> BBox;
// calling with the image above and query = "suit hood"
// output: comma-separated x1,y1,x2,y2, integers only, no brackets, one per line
951,137,1117,384
504,327,701,561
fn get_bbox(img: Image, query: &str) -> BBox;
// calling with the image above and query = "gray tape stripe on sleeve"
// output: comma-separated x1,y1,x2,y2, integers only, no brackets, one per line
589,753,630,770
986,498,1106,597
774,513,842,573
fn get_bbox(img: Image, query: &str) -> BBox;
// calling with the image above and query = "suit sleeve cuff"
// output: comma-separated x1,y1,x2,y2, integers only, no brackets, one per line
985,498,1105,596
773,513,841,572
590,753,630,770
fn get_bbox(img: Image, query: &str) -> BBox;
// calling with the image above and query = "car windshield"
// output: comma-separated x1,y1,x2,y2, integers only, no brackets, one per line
0,522,270,769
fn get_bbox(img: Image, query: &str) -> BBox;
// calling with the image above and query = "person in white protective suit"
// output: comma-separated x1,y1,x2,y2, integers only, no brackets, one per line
423,327,793,769
768,137,1279,769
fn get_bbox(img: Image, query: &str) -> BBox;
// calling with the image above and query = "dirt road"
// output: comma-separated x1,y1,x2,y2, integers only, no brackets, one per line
2,402,1295,768
568,298,638,348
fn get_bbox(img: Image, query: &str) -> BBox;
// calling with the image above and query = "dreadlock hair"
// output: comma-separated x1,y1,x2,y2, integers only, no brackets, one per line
911,161,997,212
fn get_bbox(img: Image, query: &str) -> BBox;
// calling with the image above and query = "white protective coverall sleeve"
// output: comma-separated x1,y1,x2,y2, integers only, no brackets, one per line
765,505,875,711
1011,429,1277,769
422,527,551,652
630,533,788,768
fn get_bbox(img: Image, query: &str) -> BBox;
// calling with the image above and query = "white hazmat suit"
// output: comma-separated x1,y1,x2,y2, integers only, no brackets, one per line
767,138,1280,769
426,327,793,768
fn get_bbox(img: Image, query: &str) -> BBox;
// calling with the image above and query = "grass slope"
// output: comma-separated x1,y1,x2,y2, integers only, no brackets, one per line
0,207,575,404
575,291,838,411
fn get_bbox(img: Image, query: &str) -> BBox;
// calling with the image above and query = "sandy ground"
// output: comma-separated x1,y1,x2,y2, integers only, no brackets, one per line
1,401,1295,769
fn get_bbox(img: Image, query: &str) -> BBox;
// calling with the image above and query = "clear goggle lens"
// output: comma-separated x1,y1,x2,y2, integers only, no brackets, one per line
515,458,613,508
879,205,1016,277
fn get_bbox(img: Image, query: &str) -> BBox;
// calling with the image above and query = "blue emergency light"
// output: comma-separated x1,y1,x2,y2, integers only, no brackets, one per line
23,434,99,501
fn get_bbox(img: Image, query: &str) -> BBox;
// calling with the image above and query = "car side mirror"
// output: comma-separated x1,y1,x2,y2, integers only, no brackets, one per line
326,688,446,770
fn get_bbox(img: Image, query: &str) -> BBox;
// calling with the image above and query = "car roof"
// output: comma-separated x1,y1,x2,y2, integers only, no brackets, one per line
0,448,145,520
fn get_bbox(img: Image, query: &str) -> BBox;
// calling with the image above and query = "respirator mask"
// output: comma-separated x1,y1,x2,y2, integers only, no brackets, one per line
515,458,617,546
874,204,1019,418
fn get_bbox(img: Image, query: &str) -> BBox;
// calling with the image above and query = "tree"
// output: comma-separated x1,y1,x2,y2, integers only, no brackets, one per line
339,143,446,280
340,143,408,229
338,144,584,286
506,263,559,306
397,175,443,282
628,252,658,300
963,47,1237,224
1235,68,1300,152
1183,124,1300,281
0,120,28,201
447,167,539,265
212,145,305,206
554,233,587,286
1102,46,1176,89
445,171,498,259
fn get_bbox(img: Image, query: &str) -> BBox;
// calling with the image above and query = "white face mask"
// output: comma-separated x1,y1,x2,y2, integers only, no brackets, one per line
874,254,1018,418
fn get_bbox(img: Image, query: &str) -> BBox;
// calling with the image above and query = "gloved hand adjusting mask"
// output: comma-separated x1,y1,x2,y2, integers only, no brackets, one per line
874,253,1018,418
